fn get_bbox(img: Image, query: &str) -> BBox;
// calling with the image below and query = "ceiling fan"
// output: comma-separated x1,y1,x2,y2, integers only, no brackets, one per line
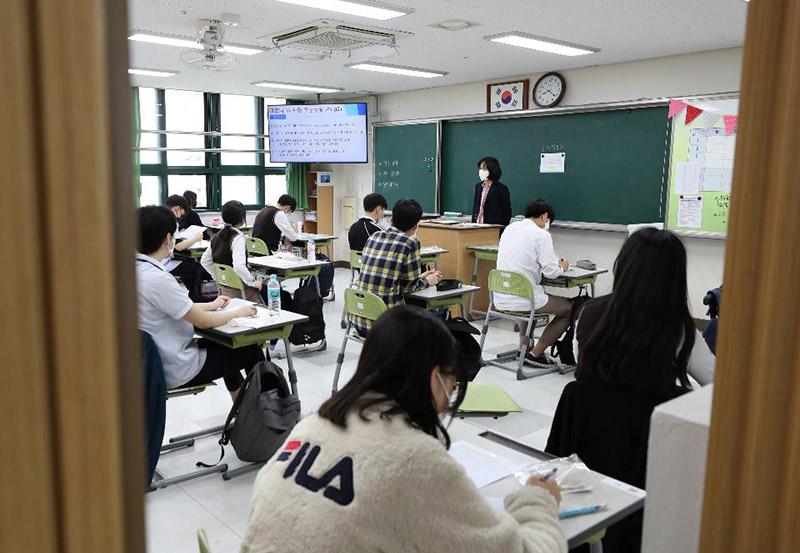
179,19,239,71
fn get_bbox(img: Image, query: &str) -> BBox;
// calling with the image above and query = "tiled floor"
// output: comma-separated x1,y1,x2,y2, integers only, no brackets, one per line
146,268,575,553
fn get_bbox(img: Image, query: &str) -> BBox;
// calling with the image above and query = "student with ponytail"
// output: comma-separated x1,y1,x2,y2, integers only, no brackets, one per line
201,200,266,303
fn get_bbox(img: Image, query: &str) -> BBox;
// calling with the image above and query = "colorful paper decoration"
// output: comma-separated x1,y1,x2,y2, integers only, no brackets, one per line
685,105,704,125
723,115,738,135
668,99,688,119
702,111,722,128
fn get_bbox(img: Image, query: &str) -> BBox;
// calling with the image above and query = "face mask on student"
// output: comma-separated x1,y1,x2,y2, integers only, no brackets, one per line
168,235,175,257
478,169,490,182
544,220,550,231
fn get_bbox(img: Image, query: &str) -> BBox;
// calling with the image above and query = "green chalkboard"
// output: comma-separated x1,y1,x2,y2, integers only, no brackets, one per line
374,123,437,213
440,106,671,225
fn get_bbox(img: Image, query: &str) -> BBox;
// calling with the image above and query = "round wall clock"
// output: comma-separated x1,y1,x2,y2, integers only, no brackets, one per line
533,72,566,108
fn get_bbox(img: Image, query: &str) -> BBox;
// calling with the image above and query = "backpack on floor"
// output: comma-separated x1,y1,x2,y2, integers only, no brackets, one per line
550,292,592,366
212,361,301,464
316,253,335,298
281,280,326,346
445,316,483,381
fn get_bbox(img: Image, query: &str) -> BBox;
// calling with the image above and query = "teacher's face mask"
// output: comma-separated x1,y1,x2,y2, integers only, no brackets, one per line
478,169,490,181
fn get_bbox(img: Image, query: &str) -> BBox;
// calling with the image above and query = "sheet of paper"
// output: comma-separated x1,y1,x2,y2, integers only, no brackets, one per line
449,441,519,489
177,225,207,240
674,162,702,194
540,153,565,173
677,196,703,228
217,297,255,313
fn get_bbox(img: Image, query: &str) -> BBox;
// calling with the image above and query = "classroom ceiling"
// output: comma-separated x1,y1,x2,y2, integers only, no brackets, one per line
127,0,747,99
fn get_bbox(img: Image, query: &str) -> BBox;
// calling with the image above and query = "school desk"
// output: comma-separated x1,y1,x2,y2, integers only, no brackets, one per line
449,419,645,551
419,245,449,271
405,284,480,319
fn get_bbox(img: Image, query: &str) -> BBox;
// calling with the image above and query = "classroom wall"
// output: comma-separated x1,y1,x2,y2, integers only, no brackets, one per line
313,48,742,316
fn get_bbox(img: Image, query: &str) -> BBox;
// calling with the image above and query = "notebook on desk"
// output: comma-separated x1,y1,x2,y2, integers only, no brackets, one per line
458,382,522,414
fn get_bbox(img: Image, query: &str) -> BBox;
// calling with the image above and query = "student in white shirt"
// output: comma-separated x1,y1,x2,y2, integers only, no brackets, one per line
495,200,572,377
252,194,301,253
136,206,264,399
242,306,566,553
201,200,265,304
163,194,206,299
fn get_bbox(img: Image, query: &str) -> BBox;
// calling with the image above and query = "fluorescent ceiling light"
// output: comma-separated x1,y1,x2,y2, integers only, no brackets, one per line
270,0,411,21
345,62,447,78
128,68,178,77
128,33,263,56
253,81,343,93
485,32,599,56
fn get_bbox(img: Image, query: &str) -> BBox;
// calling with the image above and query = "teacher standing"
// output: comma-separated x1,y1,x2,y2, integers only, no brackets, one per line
471,156,512,226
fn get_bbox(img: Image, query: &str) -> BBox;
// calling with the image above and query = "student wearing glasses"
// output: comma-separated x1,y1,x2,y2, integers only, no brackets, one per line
242,306,566,553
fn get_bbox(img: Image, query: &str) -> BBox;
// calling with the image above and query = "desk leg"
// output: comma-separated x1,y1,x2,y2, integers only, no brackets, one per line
283,337,298,397
468,256,479,320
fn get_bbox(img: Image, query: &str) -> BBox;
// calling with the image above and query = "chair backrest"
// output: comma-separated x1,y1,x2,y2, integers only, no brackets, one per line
344,288,387,321
488,269,535,299
245,236,270,256
214,263,245,292
197,529,212,553
349,250,363,270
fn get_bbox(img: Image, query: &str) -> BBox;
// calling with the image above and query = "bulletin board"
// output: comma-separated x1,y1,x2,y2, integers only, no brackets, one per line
666,98,739,235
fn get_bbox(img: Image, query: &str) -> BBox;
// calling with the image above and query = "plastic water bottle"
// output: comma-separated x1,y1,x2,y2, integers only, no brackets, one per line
267,275,281,315
306,238,315,260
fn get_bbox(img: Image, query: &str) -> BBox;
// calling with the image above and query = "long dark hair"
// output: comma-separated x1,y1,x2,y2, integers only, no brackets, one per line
577,228,694,398
318,306,467,448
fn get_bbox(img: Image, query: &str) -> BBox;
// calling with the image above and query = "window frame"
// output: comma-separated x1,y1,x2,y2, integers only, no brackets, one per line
138,88,286,211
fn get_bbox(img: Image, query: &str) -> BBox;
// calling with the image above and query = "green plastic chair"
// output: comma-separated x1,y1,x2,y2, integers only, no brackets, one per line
332,288,387,394
197,529,212,553
340,250,364,329
214,263,248,300
478,269,554,380
245,236,270,256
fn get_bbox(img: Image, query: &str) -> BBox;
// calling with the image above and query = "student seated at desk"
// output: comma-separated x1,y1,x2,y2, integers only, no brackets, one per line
242,306,566,553
495,199,571,373
347,192,386,252
252,194,300,253
353,198,442,335
547,228,694,553
136,206,265,400
178,190,209,240
201,200,265,304
163,194,207,300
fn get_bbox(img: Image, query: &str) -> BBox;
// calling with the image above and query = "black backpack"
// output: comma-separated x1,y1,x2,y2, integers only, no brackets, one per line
445,316,483,381
201,361,301,466
315,253,335,298
550,292,592,366
280,279,326,345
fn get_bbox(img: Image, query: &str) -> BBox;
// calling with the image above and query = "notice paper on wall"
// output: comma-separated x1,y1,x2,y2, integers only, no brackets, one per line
677,195,703,228
449,441,519,489
540,153,566,173
674,162,702,195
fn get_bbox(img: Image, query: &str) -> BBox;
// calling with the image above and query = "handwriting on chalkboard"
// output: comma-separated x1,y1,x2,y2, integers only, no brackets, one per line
541,143,565,153
377,160,400,189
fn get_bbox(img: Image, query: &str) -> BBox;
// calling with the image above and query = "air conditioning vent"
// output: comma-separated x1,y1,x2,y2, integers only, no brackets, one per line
259,19,412,60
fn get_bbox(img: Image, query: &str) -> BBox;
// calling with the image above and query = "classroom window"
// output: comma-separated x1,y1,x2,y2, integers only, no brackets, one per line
138,87,162,165
139,176,160,207
221,94,257,166
221,176,258,205
264,174,288,206
168,175,207,207
164,89,205,166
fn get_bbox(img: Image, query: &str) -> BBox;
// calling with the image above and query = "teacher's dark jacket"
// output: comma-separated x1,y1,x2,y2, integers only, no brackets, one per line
471,181,512,226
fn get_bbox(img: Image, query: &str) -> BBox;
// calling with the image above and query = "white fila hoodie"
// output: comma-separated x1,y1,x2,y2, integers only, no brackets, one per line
241,402,567,553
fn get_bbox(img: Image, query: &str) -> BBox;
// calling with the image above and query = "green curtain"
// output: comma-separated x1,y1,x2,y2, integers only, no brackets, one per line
132,87,142,207
285,162,309,210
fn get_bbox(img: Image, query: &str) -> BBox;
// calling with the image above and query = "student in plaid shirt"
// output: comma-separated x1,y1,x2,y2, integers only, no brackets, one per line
353,198,442,335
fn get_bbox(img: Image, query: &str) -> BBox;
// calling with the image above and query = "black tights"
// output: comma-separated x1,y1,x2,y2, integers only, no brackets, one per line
183,339,266,391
